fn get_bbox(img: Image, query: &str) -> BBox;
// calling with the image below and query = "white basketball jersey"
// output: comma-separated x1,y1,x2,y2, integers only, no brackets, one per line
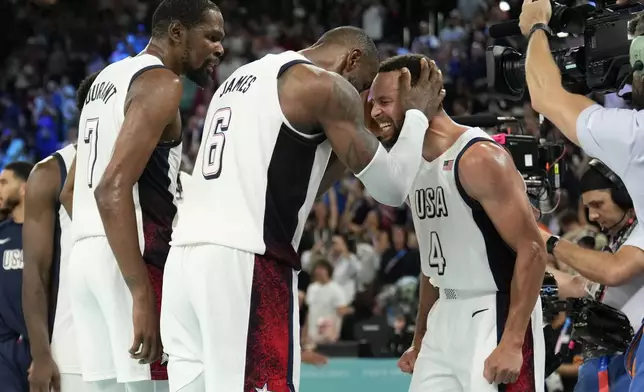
72,54,182,268
49,143,80,373
172,51,332,268
409,128,516,291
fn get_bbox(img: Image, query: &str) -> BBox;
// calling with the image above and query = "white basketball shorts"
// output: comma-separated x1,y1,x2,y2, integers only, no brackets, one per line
68,237,168,383
410,290,545,392
160,244,301,392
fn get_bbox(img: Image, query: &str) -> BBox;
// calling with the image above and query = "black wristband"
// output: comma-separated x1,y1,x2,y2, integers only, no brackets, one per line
546,235,561,255
528,23,553,41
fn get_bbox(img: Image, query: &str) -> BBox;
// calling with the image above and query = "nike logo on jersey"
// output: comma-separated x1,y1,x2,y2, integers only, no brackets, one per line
0,238,10,245
472,308,489,318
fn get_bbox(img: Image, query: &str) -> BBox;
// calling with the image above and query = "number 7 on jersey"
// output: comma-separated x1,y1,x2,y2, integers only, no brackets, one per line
202,108,232,179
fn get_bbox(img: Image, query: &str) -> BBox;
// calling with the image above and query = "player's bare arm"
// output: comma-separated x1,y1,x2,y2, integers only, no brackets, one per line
94,68,182,364
545,265,587,298
459,142,547,384
543,232,644,286
279,60,442,206
22,157,63,392
521,0,594,145
59,155,75,218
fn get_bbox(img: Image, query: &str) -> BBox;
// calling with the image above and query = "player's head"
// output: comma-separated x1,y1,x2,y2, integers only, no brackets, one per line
370,54,441,148
313,26,379,93
76,71,100,111
151,0,225,87
0,162,34,213
580,160,633,233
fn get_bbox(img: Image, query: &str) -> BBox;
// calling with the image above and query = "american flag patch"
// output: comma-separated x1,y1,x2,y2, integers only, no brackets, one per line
443,160,454,171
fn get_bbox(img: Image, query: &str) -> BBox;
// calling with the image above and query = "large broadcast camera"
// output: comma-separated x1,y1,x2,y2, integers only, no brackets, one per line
541,273,634,353
453,115,565,203
487,0,644,100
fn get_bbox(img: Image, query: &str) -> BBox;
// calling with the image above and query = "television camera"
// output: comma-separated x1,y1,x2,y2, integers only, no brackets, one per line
487,0,644,101
452,115,565,206
541,272,634,353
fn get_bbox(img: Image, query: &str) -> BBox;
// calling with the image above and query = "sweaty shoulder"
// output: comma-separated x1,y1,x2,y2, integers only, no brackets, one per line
458,141,522,200
127,68,183,107
278,64,359,130
26,156,62,204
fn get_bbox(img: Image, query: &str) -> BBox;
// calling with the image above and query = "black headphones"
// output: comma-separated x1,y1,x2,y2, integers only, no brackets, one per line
588,159,633,210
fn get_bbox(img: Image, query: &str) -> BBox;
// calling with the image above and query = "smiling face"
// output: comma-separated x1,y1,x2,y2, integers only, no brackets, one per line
369,70,406,149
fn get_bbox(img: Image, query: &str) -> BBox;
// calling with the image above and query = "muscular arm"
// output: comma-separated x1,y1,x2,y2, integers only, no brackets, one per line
412,274,439,349
459,142,547,348
60,155,76,218
94,69,182,295
22,158,61,361
525,31,595,145
279,66,428,206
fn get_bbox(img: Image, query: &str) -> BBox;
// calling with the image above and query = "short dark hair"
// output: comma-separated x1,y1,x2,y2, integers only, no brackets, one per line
379,54,432,87
151,0,220,38
316,26,379,68
312,258,334,278
5,161,34,182
77,71,100,111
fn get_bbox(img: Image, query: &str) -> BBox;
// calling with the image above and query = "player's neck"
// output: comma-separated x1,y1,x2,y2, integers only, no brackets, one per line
422,111,468,162
298,47,342,73
11,203,24,224
142,41,181,75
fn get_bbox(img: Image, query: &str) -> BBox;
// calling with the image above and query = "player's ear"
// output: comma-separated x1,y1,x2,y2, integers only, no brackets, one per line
168,21,184,45
344,49,362,73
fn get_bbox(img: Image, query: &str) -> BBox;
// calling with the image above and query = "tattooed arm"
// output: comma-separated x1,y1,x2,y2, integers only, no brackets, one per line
279,65,433,206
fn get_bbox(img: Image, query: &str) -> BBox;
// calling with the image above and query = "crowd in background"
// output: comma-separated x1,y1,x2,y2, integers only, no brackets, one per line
0,0,615,390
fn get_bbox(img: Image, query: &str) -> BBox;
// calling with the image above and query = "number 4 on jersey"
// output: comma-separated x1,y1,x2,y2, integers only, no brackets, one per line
429,231,446,275
202,108,232,179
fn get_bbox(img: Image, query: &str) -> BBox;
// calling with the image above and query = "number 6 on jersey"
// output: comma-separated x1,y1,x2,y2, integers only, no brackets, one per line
202,108,232,179
429,231,446,275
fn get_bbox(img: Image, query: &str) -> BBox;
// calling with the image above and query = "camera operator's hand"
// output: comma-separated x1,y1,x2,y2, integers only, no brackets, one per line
519,0,552,36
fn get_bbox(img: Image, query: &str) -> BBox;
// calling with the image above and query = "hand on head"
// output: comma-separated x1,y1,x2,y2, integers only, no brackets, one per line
398,58,446,121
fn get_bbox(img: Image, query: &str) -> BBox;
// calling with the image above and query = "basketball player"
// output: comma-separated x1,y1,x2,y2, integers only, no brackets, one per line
368,54,547,392
22,71,98,392
162,27,444,391
65,0,224,390
0,162,35,392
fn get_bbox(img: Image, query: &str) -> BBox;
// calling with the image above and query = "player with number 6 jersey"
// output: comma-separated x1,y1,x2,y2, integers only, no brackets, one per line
369,54,547,392
163,27,445,392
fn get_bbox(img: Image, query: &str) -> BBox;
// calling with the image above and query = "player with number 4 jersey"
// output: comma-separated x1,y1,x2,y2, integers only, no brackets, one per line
368,54,547,392
163,27,445,392
64,0,224,390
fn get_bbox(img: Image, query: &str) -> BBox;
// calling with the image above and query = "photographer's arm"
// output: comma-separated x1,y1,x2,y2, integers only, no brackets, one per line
546,266,587,299
548,226,644,286
525,30,595,145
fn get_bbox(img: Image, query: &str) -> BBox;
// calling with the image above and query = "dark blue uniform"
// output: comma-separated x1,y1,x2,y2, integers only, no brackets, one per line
0,219,30,392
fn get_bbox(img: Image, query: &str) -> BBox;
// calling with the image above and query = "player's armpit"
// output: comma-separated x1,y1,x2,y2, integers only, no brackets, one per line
95,67,182,294
60,154,76,218
459,142,547,346
22,158,61,360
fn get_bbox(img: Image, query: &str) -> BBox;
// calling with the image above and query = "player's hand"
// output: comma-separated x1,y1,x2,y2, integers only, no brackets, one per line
398,58,446,121
397,346,419,374
28,356,61,392
130,284,162,364
519,0,553,36
483,341,523,384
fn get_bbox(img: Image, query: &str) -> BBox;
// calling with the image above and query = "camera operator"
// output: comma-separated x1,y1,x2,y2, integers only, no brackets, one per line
519,1,644,388
543,160,644,392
